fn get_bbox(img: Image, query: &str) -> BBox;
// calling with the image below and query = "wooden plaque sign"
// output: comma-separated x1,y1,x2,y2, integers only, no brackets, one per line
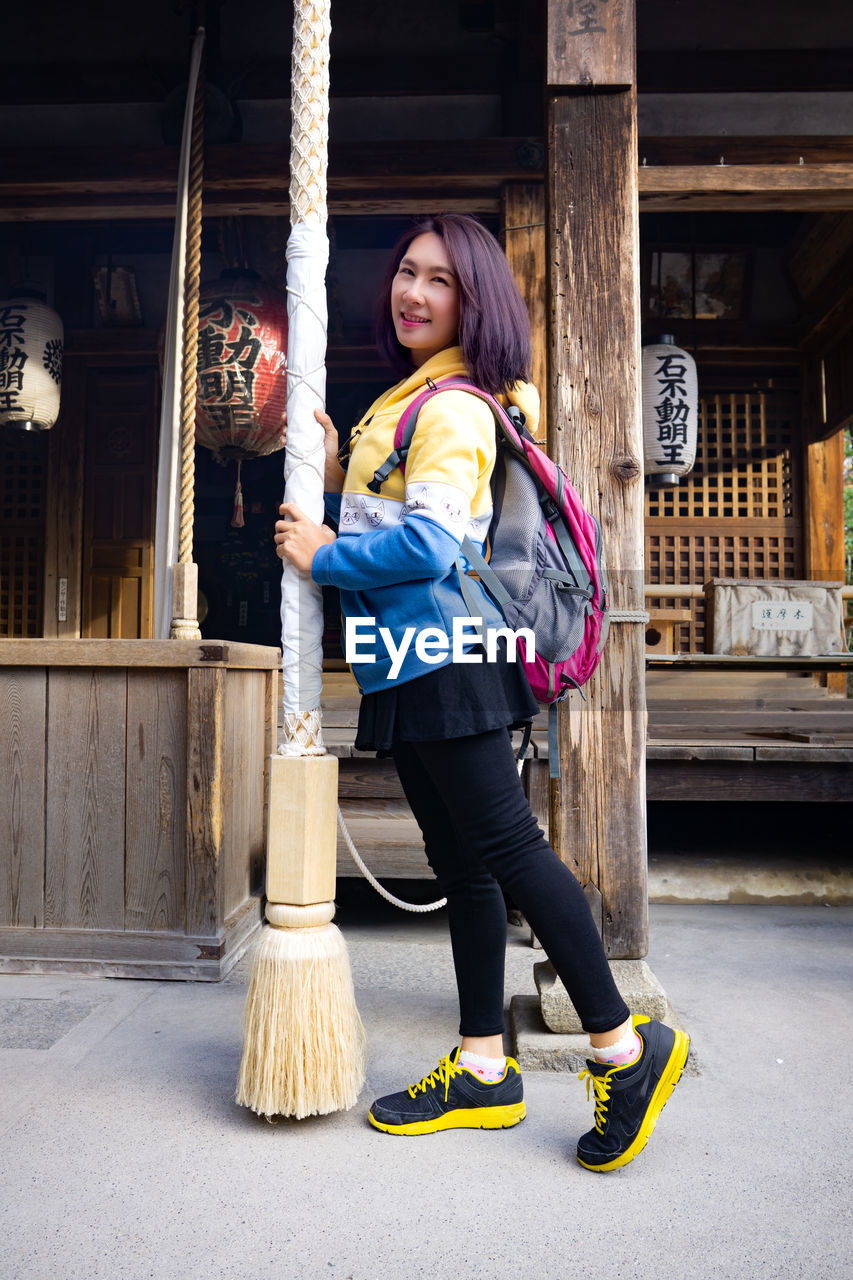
547,0,635,88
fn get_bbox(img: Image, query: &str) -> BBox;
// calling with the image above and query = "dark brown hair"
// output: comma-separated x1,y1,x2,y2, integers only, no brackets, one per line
375,214,532,395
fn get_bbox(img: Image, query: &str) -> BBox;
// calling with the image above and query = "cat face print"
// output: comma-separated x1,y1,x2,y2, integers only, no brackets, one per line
359,497,386,527
405,487,430,513
440,496,464,527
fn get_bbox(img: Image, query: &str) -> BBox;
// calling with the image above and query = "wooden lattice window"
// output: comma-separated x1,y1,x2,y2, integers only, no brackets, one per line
0,430,46,637
645,383,802,652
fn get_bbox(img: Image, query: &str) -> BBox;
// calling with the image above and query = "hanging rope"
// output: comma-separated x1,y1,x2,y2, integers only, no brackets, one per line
154,28,204,639
337,808,447,913
178,53,205,569
335,743,527,913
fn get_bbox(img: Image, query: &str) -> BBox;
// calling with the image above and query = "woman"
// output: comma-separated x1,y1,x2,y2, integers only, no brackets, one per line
274,214,688,1172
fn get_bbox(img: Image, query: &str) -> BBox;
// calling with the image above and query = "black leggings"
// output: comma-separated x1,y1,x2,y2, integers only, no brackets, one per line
392,728,631,1038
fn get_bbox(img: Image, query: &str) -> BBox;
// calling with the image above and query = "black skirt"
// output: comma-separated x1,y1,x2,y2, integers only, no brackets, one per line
354,641,539,755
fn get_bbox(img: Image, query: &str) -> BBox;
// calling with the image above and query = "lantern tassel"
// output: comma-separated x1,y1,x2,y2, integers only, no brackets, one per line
231,459,245,528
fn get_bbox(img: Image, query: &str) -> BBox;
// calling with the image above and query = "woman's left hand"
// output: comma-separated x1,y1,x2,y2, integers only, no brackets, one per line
274,503,336,572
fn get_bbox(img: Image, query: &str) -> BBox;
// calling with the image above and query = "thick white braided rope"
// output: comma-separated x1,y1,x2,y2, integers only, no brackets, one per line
608,610,651,623
279,0,331,752
290,1,329,225
337,807,447,913
278,707,325,756
335,744,525,912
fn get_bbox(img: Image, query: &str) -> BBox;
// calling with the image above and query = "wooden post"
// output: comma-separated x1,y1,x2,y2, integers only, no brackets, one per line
501,183,548,441
546,0,647,958
803,356,847,693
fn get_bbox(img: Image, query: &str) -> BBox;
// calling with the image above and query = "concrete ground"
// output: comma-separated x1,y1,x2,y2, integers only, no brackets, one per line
1,899,851,1280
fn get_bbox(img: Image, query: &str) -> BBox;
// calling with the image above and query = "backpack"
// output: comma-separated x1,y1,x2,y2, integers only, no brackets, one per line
368,378,611,777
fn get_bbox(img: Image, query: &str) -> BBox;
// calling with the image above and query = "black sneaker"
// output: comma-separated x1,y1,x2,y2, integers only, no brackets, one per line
576,1015,689,1172
368,1048,526,1136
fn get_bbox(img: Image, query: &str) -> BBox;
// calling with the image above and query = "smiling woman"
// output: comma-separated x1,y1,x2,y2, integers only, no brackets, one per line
272,211,690,1168
375,214,532,396
390,232,461,366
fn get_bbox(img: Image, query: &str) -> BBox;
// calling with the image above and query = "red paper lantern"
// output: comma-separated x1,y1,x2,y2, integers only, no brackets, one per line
195,270,287,461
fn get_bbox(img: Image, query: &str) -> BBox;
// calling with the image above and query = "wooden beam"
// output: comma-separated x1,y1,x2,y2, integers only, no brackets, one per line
638,164,853,212
640,138,853,167
0,639,280,668
8,140,853,220
547,1,647,959
500,183,548,441
9,138,853,200
0,193,505,223
0,136,544,220
646,760,853,802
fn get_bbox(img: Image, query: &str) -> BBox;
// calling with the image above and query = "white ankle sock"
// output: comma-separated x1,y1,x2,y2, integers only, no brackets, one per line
459,1050,506,1082
591,1026,642,1067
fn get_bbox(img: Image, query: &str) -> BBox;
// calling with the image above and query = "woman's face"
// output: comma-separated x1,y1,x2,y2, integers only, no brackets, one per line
390,232,461,367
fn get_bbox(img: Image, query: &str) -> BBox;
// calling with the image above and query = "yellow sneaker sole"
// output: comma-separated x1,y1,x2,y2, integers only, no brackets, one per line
368,1100,526,1136
577,1028,690,1173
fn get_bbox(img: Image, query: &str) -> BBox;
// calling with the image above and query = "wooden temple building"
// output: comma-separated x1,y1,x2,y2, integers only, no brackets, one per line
1,1,851,979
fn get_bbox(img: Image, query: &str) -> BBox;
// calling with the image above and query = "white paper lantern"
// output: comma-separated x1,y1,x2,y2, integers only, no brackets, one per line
0,293,64,432
642,335,698,486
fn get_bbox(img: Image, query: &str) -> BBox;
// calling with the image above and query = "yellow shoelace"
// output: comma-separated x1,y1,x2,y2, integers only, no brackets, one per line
579,1068,614,1134
408,1052,462,1102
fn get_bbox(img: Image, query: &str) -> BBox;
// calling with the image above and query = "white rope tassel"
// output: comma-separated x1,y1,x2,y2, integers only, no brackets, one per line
280,0,331,746
278,708,326,756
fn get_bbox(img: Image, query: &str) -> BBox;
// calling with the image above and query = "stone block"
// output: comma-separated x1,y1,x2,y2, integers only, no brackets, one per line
509,993,700,1077
535,958,668,1033
508,996,590,1073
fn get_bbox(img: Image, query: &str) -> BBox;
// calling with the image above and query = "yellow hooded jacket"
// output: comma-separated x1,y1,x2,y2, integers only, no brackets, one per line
311,346,540,691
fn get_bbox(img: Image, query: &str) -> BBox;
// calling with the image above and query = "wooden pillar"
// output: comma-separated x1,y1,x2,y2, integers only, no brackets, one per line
546,0,647,957
803,355,847,692
501,183,548,441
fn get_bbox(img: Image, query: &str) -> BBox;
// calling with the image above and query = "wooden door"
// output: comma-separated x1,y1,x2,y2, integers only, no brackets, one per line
82,364,158,639
0,429,47,637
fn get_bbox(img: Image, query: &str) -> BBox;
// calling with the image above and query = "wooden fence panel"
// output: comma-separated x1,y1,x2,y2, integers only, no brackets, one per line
222,670,266,921
45,668,126,929
125,669,186,931
0,669,46,926
185,666,224,937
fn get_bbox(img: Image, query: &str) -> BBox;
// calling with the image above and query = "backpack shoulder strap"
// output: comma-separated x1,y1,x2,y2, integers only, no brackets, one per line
366,379,516,494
